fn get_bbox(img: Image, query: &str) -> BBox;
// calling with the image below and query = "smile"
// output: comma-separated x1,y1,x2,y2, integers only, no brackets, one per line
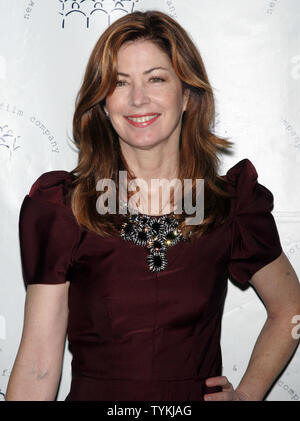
125,114,161,128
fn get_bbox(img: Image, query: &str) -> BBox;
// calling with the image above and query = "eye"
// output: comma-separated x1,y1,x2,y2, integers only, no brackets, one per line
116,80,127,87
115,77,165,87
150,77,165,83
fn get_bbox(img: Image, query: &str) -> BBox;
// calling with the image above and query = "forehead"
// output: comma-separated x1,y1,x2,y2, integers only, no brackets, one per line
116,40,171,69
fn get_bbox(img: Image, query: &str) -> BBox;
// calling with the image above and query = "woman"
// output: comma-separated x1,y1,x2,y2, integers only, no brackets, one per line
6,10,300,401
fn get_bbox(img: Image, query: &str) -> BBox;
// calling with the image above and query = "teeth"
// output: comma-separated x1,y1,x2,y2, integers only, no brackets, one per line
127,115,159,123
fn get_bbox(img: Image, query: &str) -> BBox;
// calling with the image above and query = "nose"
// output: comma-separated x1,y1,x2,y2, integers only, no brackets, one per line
129,82,150,107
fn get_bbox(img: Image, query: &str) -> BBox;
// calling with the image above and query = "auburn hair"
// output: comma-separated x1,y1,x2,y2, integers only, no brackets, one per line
70,10,234,241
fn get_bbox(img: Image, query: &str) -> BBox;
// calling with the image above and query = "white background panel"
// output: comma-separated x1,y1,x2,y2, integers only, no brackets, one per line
0,0,299,401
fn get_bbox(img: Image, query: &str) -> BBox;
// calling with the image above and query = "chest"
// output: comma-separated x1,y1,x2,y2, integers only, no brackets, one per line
67,222,231,335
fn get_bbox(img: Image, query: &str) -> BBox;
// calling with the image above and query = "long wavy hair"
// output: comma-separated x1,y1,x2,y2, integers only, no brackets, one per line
70,10,234,240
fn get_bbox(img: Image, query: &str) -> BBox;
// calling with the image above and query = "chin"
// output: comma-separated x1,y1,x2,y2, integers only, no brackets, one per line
121,136,164,149
133,141,161,150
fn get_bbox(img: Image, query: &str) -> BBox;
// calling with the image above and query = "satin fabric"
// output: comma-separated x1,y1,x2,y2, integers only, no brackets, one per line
19,158,283,401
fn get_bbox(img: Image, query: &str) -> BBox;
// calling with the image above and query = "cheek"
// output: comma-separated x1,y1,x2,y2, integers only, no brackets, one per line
106,94,126,113
157,88,185,111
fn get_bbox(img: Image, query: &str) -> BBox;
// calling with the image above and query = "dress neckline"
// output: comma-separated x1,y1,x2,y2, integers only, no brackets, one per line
119,200,176,219
133,210,175,218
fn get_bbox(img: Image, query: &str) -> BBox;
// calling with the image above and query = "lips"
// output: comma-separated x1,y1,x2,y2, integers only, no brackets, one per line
124,113,161,128
126,113,159,118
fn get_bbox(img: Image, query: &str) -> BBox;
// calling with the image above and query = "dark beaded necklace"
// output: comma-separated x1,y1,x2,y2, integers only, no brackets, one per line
119,207,188,272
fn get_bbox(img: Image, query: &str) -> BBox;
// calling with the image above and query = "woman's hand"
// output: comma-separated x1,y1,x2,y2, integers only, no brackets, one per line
204,376,251,401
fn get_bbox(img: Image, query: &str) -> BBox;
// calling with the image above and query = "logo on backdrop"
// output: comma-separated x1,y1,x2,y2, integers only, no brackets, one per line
0,124,21,160
59,0,141,28
266,0,279,15
282,119,300,149
276,379,299,401
0,102,60,154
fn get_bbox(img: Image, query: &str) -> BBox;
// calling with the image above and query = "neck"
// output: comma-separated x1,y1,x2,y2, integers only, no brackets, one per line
119,146,181,216
120,141,180,183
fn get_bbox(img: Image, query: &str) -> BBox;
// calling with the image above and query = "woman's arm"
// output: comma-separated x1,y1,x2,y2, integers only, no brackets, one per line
5,282,69,401
205,252,300,401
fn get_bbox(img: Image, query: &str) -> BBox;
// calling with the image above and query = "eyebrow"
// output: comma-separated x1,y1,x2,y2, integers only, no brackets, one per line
117,66,169,77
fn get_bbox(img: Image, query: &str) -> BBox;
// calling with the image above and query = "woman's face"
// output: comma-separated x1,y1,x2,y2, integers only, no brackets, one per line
104,39,189,150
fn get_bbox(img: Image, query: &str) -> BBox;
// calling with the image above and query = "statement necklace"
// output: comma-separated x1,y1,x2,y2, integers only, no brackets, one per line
119,205,188,272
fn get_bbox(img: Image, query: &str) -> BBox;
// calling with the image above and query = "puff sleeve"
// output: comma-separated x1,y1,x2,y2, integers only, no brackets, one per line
226,159,283,285
19,171,80,285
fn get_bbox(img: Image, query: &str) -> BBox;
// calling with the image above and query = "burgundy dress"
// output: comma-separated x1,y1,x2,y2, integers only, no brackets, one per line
19,158,283,401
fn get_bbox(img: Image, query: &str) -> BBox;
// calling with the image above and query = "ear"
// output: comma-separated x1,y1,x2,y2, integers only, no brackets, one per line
183,89,190,112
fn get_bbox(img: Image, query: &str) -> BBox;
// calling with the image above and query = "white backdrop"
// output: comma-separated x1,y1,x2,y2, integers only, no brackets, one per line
0,0,299,401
